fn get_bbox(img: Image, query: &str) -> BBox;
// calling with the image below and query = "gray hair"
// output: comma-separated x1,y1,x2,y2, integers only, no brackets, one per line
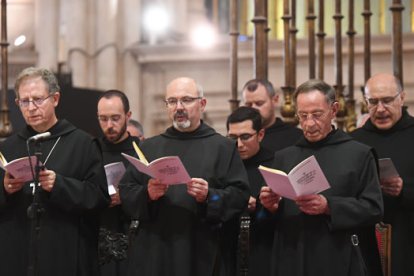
14,67,60,98
196,83,204,97
293,79,336,105
128,119,144,136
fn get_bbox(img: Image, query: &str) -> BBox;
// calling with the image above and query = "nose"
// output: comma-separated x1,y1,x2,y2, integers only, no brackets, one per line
176,100,185,109
28,101,38,110
237,137,247,147
376,101,386,112
236,140,243,149
107,120,115,127
304,117,316,126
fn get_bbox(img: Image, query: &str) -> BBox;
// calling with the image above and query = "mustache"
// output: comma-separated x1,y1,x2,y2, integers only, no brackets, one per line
174,110,188,120
105,128,117,134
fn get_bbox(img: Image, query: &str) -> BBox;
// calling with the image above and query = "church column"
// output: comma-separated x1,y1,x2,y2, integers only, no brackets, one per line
34,0,59,71
171,0,188,35
94,0,118,90
62,0,90,87
120,0,142,121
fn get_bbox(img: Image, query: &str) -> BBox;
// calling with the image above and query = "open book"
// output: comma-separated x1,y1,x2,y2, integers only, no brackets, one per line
0,152,40,182
104,162,126,195
378,158,399,180
259,155,330,200
121,142,191,185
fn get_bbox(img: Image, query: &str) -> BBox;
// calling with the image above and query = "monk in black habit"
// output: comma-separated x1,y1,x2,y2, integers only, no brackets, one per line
226,106,275,276
0,67,110,276
241,79,302,153
260,79,383,276
352,73,414,276
119,77,250,276
97,90,141,276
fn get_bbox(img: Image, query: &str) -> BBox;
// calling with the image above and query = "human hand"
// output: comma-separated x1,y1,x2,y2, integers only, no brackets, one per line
381,177,403,197
295,194,329,215
38,169,57,192
3,172,25,194
109,190,121,207
259,186,281,213
248,196,256,212
187,178,209,203
147,178,168,201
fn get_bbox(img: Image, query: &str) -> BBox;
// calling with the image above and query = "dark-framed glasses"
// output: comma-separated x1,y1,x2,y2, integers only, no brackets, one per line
227,132,257,141
296,110,329,122
97,114,122,123
365,92,401,107
164,97,202,107
17,94,54,108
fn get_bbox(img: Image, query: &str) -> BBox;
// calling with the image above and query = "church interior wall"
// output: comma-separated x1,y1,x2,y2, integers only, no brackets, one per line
2,0,414,138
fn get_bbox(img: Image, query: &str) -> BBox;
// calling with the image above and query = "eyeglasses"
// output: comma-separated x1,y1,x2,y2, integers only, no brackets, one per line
97,114,122,123
227,132,257,141
17,94,54,108
365,92,401,107
164,97,202,107
296,110,330,122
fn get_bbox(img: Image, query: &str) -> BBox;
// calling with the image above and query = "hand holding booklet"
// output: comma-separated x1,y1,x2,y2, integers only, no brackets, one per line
104,162,126,195
259,155,330,200
378,158,399,180
0,151,40,182
121,142,191,185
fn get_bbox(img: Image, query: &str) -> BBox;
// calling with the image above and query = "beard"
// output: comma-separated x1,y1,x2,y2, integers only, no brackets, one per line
105,120,128,143
173,110,191,130
173,120,191,130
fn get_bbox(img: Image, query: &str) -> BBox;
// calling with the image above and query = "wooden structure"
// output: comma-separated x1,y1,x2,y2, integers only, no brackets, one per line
229,0,405,132
376,222,392,276
229,2,402,274
0,0,12,138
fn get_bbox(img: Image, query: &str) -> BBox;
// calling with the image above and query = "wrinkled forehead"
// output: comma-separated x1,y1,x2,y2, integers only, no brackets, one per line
296,90,330,110
166,79,198,98
365,78,399,98
17,77,49,97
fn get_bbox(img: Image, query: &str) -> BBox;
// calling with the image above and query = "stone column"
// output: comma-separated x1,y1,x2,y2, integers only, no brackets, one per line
94,0,118,90
120,0,142,121
34,0,59,71
62,0,89,87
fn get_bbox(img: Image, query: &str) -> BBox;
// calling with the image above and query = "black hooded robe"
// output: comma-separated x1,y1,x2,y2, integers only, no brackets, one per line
98,135,140,276
119,122,250,276
352,109,414,276
242,147,275,276
268,129,383,276
0,119,110,276
261,117,302,153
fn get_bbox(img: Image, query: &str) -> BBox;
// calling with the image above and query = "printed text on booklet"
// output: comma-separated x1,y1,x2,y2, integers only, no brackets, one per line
259,155,330,200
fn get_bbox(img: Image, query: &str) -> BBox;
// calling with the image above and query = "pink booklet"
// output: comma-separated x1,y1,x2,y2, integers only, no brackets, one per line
121,153,191,185
104,162,126,195
0,153,40,182
378,158,399,180
259,155,330,200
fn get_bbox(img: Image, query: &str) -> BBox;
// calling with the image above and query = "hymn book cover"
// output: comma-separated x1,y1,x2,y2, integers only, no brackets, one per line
104,162,126,195
121,141,191,185
378,158,399,180
0,151,39,182
259,155,330,200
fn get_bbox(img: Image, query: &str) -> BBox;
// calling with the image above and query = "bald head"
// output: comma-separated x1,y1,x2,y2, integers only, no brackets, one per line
165,77,206,132
365,73,403,96
166,77,202,97
364,73,405,130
